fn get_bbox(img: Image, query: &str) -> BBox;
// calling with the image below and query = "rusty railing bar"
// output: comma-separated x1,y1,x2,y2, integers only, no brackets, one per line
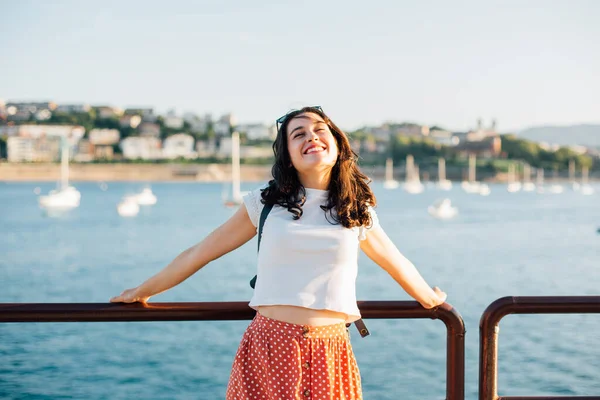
498,397,600,399
0,300,465,400
479,296,600,400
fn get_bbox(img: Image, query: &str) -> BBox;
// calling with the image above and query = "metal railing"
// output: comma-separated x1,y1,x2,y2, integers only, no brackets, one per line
479,296,600,400
0,300,465,400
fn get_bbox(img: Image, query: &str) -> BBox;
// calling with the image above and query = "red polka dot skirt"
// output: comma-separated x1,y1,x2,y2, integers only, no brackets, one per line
226,312,362,399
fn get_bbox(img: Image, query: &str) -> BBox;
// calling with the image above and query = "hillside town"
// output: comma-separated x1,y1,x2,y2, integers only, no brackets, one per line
0,100,597,177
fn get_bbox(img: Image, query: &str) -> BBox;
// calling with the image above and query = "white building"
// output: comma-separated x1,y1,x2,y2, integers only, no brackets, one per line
163,133,196,159
7,136,62,162
237,123,275,140
120,136,162,160
1,124,84,145
7,137,36,162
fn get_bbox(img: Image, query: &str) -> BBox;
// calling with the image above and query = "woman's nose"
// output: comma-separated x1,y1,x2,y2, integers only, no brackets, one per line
307,130,319,142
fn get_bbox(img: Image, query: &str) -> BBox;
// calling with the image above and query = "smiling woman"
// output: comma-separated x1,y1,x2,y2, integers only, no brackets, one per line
286,112,339,188
111,105,447,400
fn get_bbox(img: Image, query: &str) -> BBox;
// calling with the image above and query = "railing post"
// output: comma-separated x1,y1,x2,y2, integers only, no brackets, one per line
436,303,466,400
479,296,600,400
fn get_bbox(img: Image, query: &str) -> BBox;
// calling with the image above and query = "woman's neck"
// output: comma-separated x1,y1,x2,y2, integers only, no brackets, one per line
298,171,331,190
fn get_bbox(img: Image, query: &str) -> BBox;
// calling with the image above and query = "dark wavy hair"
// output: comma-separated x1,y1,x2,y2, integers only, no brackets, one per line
261,106,376,229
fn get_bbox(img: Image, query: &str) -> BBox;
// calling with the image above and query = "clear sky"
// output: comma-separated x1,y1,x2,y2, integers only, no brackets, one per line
1,0,599,132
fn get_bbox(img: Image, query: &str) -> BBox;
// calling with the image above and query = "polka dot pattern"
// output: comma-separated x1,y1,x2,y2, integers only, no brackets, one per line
226,313,362,399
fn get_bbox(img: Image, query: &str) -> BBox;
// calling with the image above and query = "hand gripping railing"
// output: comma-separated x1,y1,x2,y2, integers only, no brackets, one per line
0,300,465,400
479,296,600,400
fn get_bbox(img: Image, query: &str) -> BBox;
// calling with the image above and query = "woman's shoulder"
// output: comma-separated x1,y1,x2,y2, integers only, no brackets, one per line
243,182,271,227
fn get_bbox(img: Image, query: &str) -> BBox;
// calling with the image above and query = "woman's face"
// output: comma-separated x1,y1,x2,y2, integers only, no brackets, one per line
285,112,339,174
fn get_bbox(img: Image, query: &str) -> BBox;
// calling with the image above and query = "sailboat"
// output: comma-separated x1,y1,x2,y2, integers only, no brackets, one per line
132,187,157,205
522,164,535,192
383,158,400,189
428,198,458,219
117,195,140,217
403,154,424,194
536,168,545,193
461,154,489,195
224,131,245,207
547,168,564,194
436,158,452,190
506,163,522,193
580,166,594,195
569,160,580,191
38,136,81,210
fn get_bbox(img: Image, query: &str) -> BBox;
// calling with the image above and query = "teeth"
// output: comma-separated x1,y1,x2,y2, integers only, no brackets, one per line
306,147,324,154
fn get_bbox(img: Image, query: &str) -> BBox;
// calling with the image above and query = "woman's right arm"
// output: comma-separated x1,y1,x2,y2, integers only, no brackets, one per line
110,204,257,303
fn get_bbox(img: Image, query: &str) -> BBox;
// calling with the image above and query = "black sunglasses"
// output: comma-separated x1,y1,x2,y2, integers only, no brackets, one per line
276,106,324,131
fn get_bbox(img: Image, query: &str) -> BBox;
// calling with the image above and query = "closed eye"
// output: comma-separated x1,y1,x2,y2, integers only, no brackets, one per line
293,132,305,139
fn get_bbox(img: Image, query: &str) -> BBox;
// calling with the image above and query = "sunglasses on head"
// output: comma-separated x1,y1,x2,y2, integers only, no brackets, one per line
276,106,324,131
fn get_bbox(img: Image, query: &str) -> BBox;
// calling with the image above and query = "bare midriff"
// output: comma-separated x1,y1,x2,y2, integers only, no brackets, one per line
257,305,348,326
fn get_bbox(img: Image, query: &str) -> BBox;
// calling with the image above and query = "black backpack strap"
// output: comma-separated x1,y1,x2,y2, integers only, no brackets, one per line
249,203,273,289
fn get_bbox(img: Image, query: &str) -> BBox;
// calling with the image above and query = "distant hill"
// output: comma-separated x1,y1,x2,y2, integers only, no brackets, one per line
516,124,600,148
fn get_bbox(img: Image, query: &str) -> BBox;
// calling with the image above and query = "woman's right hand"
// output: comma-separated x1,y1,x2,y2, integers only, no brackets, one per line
110,287,150,304
432,286,447,306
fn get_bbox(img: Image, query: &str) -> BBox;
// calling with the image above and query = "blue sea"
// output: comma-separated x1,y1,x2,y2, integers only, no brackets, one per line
0,181,599,399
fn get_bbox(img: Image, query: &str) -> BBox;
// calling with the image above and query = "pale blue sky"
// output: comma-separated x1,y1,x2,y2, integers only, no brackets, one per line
1,0,599,131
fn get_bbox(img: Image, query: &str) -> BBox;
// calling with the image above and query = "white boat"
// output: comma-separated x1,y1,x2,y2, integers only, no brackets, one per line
133,188,157,205
506,163,522,193
383,158,400,189
117,196,140,217
461,154,490,196
548,169,563,194
522,164,536,192
478,184,491,196
39,186,81,209
536,169,545,194
403,155,424,194
224,131,245,206
39,137,81,210
428,198,458,219
569,160,578,191
436,158,452,190
581,185,595,195
580,166,595,195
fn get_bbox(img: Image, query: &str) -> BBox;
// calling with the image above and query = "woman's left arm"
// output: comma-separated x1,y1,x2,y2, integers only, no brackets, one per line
360,225,447,309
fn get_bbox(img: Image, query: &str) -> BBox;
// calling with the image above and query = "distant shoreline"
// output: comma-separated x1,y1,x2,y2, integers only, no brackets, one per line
0,163,595,183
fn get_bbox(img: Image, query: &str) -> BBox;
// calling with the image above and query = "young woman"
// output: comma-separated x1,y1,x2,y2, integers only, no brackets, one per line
110,106,447,399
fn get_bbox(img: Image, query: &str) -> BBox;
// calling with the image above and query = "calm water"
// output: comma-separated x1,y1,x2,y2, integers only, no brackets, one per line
0,180,599,399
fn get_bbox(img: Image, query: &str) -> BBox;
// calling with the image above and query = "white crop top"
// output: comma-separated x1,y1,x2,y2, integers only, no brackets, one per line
242,185,379,323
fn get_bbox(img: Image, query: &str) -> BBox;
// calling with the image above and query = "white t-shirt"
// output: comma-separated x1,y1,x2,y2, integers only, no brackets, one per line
243,185,379,323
